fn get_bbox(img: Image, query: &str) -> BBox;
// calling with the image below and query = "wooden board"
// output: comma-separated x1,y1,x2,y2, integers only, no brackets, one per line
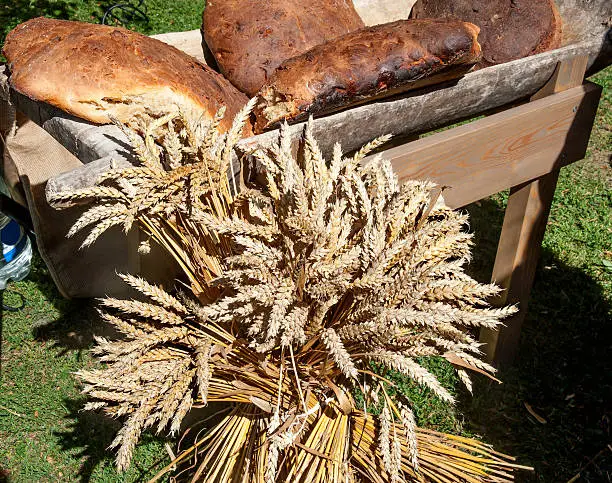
150,30,206,64
352,0,416,26
364,82,602,209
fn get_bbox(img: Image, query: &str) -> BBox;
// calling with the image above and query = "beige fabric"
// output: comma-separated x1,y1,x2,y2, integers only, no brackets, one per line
0,93,177,298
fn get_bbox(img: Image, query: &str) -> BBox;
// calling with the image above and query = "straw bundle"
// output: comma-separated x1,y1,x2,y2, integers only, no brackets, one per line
52,103,527,482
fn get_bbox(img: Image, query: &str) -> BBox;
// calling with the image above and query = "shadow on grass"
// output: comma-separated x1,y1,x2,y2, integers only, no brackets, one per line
461,197,612,483
55,398,122,482
25,259,167,481
53,398,168,482
26,256,118,360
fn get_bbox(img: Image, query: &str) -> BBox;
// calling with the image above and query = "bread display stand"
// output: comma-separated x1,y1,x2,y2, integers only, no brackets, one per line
1,0,610,365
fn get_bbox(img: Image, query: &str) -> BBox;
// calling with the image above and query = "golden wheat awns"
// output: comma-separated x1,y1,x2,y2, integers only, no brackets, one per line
57,104,523,481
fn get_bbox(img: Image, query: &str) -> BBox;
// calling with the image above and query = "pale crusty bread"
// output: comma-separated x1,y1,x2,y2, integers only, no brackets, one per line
2,18,251,133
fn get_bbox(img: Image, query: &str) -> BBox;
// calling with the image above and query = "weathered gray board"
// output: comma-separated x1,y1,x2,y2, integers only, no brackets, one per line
1,0,609,196
352,0,417,26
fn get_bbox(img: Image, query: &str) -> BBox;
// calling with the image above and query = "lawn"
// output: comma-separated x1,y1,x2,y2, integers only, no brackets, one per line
1,0,203,44
1,5,611,483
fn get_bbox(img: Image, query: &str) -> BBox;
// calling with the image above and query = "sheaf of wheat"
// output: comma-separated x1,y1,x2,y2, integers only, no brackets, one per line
51,103,528,482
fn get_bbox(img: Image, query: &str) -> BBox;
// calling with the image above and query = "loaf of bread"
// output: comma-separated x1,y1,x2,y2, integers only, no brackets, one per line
254,19,481,133
2,18,250,133
411,0,562,66
202,0,365,97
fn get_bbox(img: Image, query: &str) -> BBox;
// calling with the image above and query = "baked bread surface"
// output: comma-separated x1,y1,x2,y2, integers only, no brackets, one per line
411,0,562,66
202,0,365,96
254,19,481,133
3,17,250,131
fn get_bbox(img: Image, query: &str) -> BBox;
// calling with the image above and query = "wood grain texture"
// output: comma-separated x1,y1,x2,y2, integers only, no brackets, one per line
352,0,416,25
480,174,560,365
363,81,601,209
150,30,206,64
45,154,132,199
531,55,590,100
480,55,594,366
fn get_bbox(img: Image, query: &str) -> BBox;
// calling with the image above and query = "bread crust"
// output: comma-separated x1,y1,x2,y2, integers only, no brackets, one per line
202,0,365,96
411,0,562,66
3,17,250,132
254,19,481,133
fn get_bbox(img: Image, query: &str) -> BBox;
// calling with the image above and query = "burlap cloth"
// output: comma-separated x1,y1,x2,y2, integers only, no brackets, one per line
0,84,177,298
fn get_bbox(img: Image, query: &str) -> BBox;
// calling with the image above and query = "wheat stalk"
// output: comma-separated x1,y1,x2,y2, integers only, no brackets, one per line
57,106,527,481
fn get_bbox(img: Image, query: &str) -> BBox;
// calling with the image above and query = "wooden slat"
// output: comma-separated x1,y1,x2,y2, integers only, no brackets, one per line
368,81,601,209
352,0,418,26
480,55,595,366
151,30,206,64
481,174,560,363
530,55,590,100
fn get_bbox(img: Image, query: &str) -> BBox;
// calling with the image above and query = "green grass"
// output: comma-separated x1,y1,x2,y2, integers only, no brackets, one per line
1,0,204,49
1,6,194,481
0,258,170,482
0,5,611,482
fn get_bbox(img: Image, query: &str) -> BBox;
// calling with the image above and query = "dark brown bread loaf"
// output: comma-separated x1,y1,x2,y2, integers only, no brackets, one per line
254,19,481,133
202,0,365,96
411,0,562,66
3,17,251,133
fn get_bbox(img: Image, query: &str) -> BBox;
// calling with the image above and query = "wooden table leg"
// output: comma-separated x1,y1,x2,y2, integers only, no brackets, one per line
480,172,560,366
480,56,591,366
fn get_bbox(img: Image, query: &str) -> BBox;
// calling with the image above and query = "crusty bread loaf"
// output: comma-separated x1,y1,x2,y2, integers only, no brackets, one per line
3,18,250,133
202,0,365,97
254,19,481,133
411,0,562,67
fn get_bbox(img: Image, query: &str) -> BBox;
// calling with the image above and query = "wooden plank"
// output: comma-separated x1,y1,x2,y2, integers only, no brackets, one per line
530,56,590,100
43,72,602,205
150,30,206,64
46,155,132,200
352,0,416,26
480,175,560,364
363,81,601,209
480,55,594,366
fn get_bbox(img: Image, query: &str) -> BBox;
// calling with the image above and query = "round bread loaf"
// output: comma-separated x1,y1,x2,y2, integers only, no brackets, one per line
3,17,251,132
202,0,365,97
411,0,562,66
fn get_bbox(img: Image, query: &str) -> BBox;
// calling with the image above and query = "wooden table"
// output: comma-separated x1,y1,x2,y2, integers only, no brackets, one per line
3,22,609,365
365,56,602,366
